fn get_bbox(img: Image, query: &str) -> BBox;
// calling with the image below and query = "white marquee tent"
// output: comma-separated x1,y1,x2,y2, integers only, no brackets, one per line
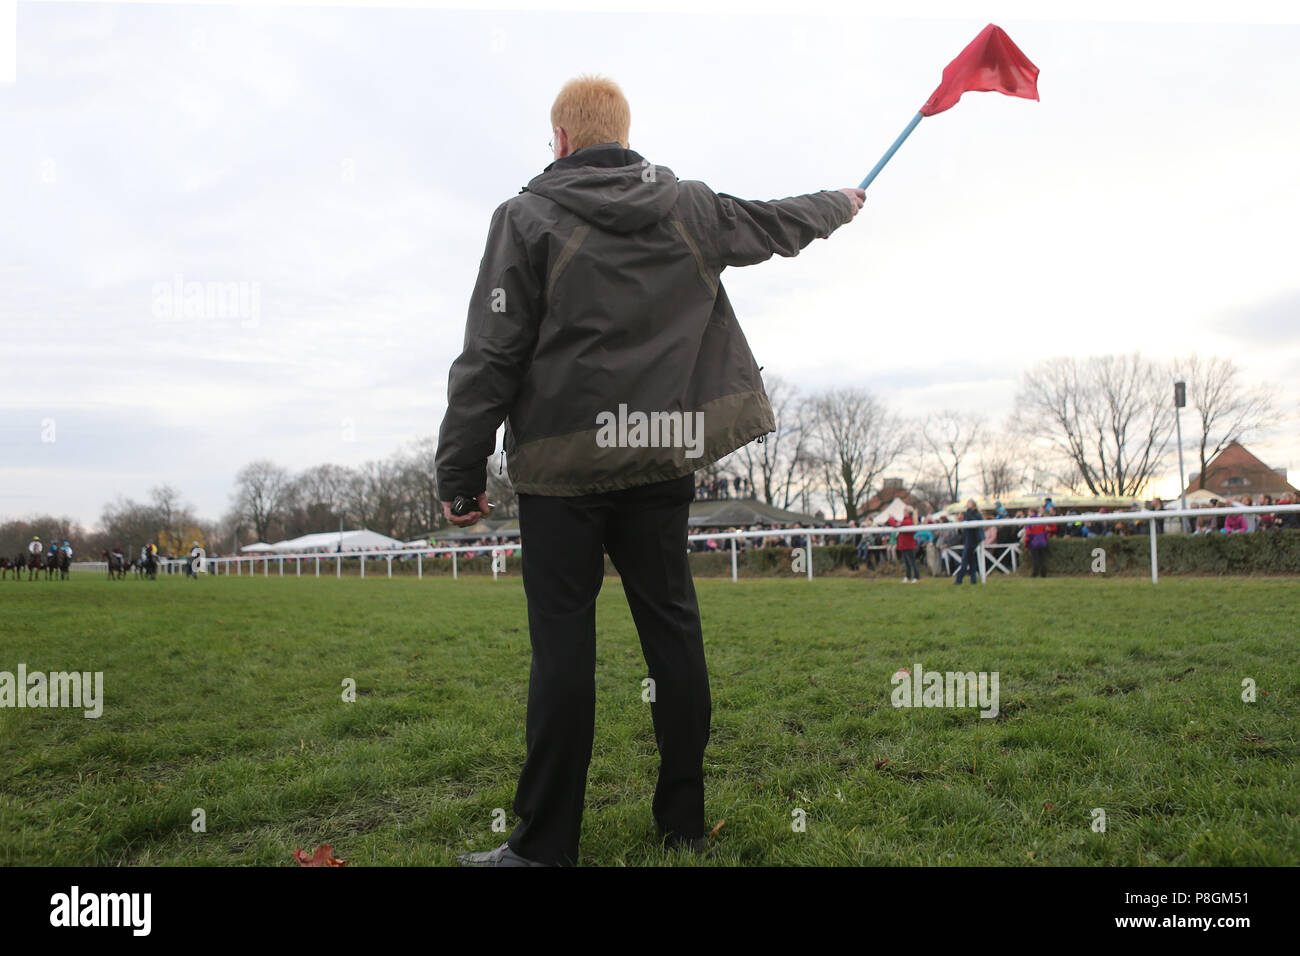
869,497,910,526
263,529,406,553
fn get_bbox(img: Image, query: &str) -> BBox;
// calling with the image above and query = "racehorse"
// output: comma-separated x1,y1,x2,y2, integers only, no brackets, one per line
56,549,70,580
27,549,43,581
104,550,126,580
0,555,17,580
143,550,158,580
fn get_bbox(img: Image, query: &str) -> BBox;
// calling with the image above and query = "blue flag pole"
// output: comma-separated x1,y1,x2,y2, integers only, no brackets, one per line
859,112,924,190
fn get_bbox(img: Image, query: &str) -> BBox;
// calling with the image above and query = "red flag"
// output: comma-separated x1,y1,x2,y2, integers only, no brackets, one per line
920,24,1040,117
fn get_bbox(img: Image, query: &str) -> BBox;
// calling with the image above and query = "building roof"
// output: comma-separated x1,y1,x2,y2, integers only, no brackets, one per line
687,498,817,527
1184,441,1298,499
862,486,928,514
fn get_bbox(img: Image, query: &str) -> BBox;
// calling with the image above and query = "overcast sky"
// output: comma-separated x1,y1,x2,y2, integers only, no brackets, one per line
2,1,1297,526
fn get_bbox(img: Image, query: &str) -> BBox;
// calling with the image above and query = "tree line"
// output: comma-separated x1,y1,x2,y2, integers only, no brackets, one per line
0,352,1280,555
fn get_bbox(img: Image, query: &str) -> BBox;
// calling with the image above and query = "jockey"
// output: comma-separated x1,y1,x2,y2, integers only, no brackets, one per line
29,536,43,555
62,541,72,557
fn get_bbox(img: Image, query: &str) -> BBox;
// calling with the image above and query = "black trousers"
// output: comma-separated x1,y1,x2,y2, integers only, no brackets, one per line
1031,548,1047,577
900,550,919,579
955,538,981,583
508,474,711,865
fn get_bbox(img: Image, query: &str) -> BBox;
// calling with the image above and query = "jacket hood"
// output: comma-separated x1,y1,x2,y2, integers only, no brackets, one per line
524,143,680,234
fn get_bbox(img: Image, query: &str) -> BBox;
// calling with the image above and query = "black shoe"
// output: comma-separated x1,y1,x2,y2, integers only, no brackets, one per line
456,841,553,867
655,821,710,854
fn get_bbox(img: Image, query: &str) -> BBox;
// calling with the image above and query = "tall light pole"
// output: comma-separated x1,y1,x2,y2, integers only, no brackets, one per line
1174,381,1189,533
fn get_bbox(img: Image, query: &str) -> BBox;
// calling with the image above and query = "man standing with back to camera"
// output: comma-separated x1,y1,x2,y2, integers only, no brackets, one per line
437,75,864,866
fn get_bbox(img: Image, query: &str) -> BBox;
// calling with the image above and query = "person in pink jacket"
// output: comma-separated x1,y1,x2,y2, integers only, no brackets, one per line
1224,511,1249,533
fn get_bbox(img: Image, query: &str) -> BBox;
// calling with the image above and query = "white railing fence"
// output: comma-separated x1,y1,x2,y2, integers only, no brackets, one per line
179,504,1300,586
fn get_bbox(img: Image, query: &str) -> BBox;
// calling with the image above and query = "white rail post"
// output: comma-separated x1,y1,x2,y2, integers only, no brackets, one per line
360,555,366,579
492,548,500,581
336,554,341,578
417,553,422,579
278,558,283,577
296,557,300,577
264,558,269,576
731,537,738,582
315,556,320,577
386,555,392,578
452,551,458,580
806,533,814,581
1149,516,1159,585
978,540,987,584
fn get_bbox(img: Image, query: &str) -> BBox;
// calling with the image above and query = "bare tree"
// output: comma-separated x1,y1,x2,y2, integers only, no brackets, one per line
149,484,202,553
296,463,351,515
233,460,290,542
808,387,909,522
149,484,184,551
395,439,444,533
908,473,951,511
1014,353,1174,497
351,460,401,536
920,410,983,504
1176,354,1279,489
734,374,809,507
282,464,353,538
775,394,824,511
974,428,1025,500
100,496,163,554
790,442,826,517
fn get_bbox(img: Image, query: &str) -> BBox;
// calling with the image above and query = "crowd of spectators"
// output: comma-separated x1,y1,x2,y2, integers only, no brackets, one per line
673,491,1300,581
695,475,753,500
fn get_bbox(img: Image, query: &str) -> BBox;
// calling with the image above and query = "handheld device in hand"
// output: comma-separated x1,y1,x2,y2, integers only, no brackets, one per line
452,496,490,517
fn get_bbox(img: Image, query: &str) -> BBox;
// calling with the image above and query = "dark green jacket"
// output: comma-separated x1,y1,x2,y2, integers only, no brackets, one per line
435,143,853,498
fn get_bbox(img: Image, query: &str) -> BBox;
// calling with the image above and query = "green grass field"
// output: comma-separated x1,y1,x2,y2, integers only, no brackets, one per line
1,574,1296,866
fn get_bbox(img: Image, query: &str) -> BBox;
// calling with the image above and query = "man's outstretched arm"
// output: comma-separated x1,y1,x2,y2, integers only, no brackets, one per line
709,187,865,268
434,202,543,525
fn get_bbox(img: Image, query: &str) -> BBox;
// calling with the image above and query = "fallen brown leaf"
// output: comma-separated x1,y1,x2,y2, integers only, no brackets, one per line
293,844,347,867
